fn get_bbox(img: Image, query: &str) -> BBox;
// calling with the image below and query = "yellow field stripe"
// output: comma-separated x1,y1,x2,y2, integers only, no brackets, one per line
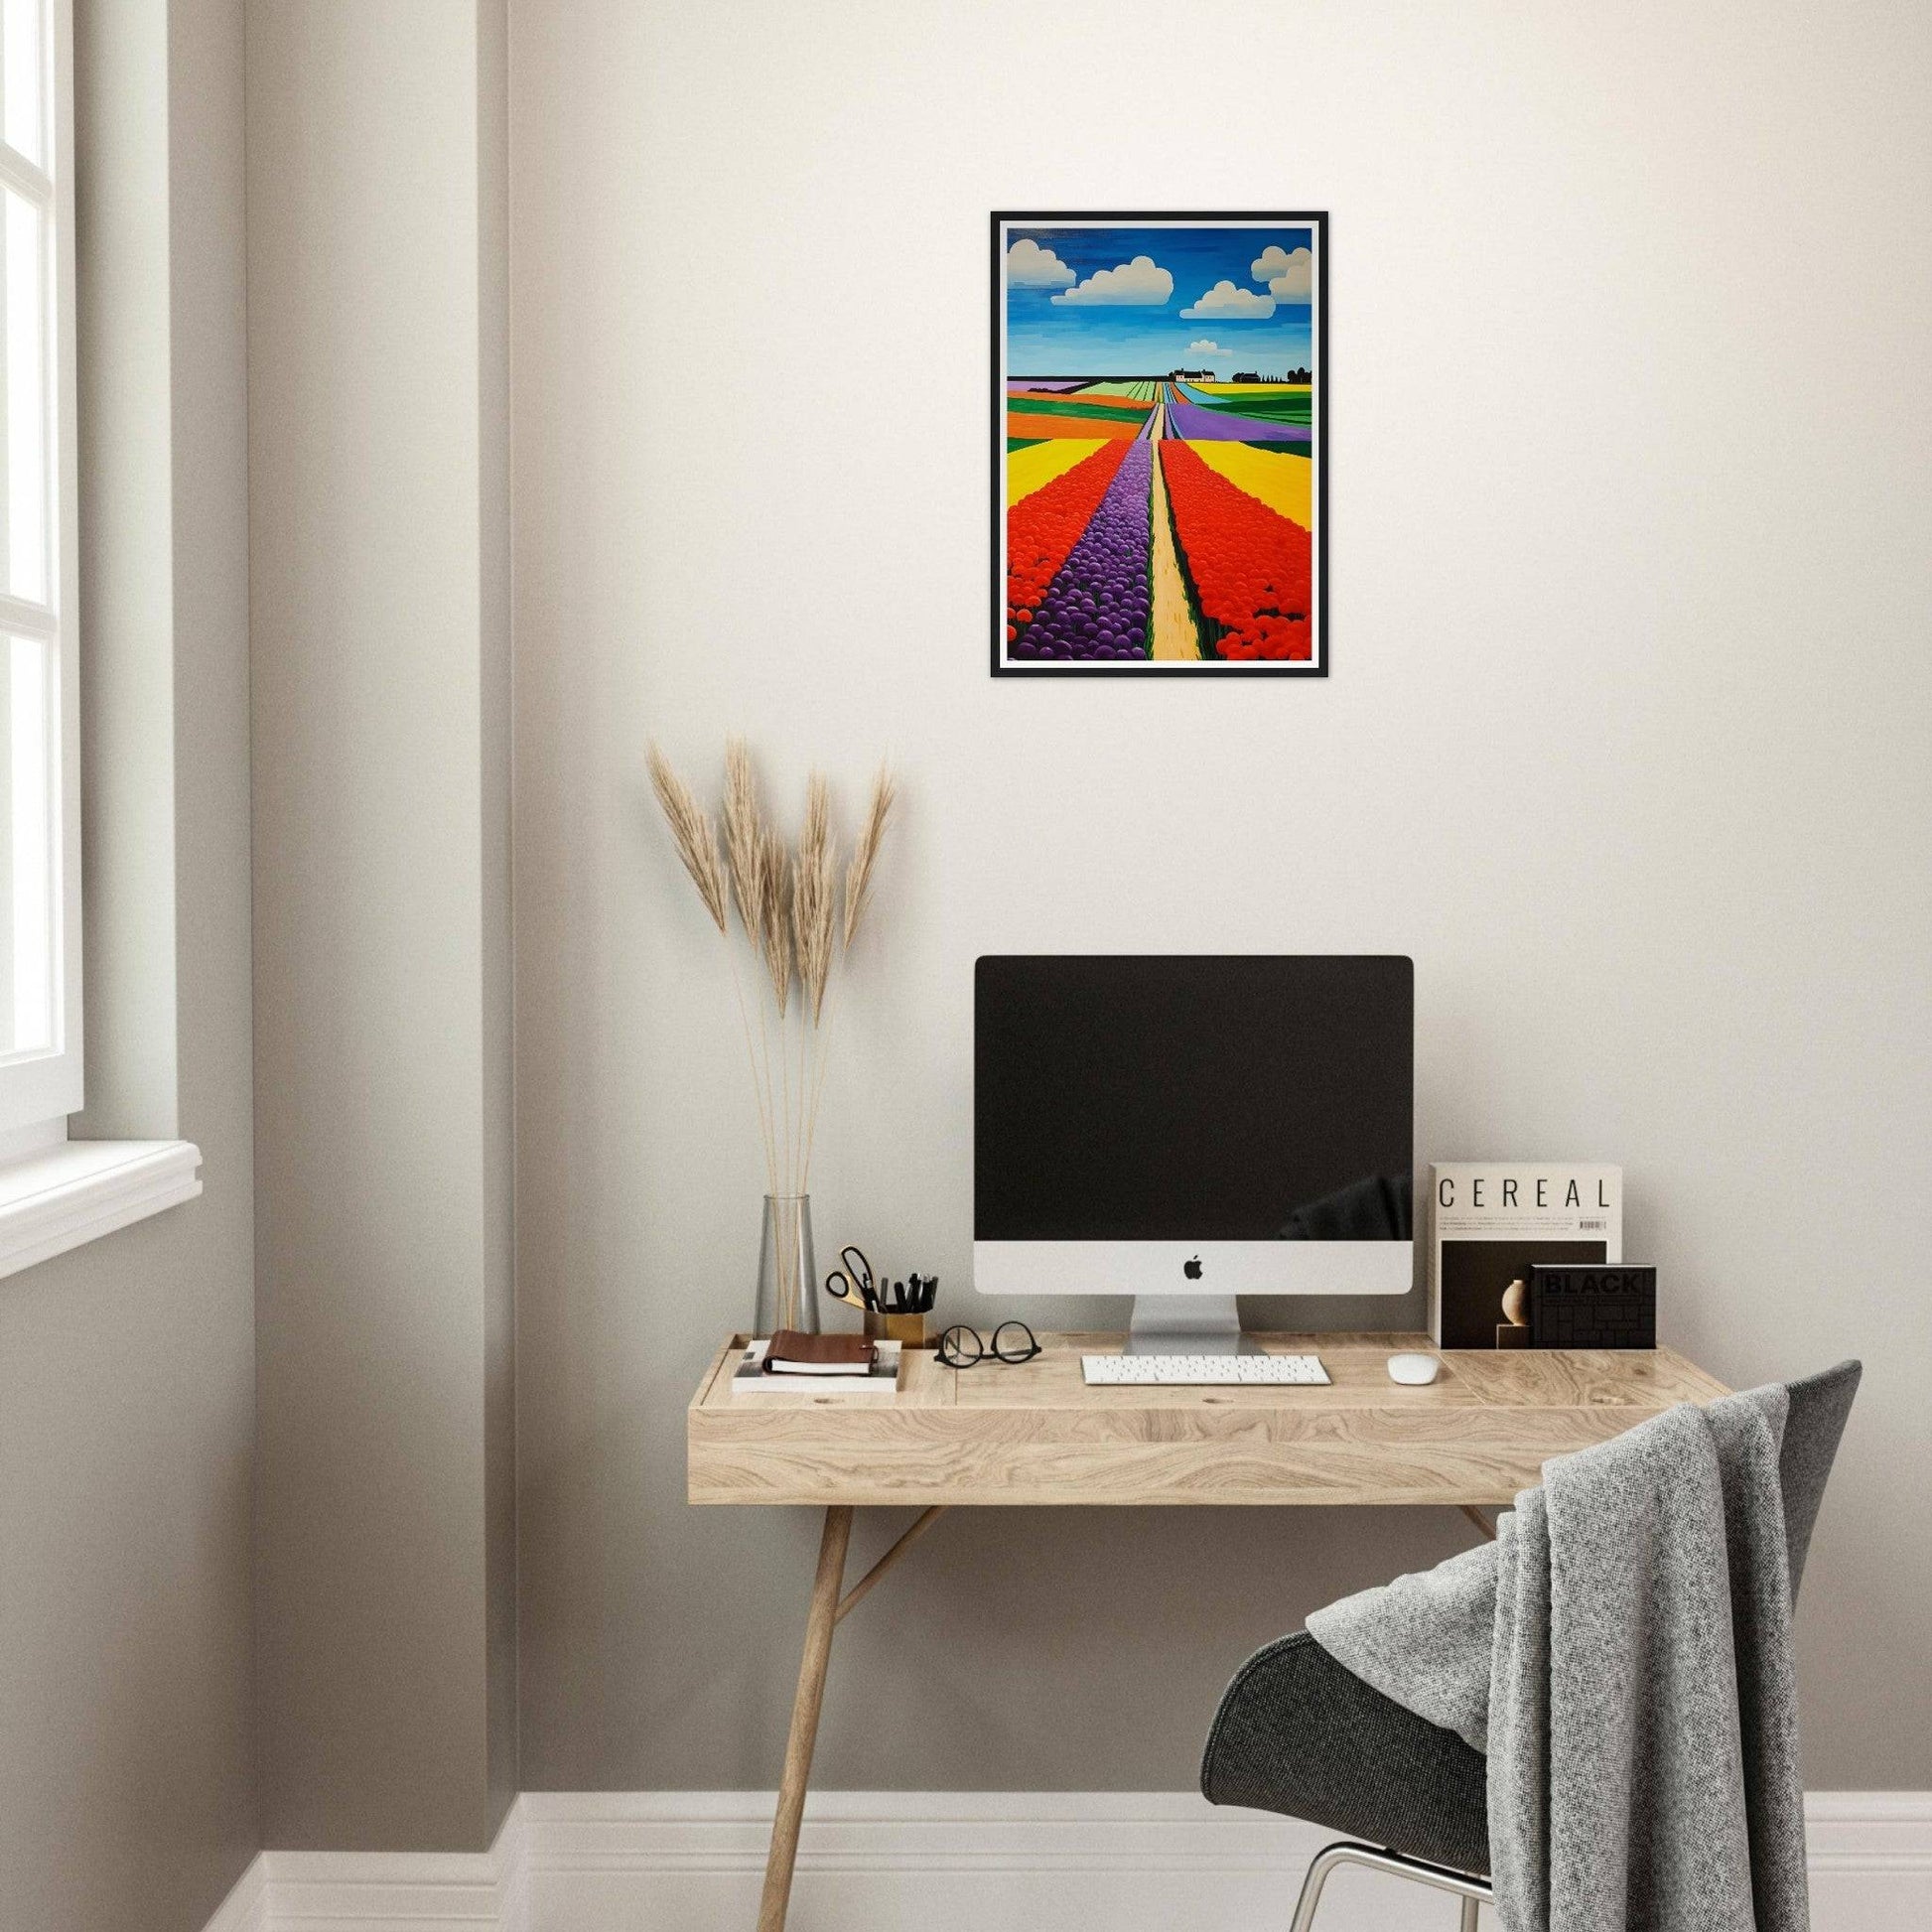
1148,418,1200,659
1188,441,1312,530
1008,438,1106,507
1193,381,1312,396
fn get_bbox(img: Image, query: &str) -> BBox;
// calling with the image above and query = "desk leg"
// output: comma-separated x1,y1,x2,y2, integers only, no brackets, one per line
758,1504,853,1932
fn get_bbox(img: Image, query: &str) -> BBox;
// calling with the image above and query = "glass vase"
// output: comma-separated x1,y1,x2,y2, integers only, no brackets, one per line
754,1193,818,1338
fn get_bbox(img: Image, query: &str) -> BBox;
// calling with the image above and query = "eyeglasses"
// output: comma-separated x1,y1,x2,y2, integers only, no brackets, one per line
936,1320,1041,1368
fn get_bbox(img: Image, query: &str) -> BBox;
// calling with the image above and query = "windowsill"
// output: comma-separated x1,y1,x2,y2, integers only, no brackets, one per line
0,1139,203,1282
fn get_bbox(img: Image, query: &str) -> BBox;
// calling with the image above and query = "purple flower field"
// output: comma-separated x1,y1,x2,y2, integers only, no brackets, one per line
1162,399,1311,444
1009,441,1153,661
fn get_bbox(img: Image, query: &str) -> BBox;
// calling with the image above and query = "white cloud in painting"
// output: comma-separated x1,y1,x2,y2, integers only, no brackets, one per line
1006,238,1076,289
1179,280,1276,320
1050,255,1174,306
1252,243,1313,299
1186,339,1222,352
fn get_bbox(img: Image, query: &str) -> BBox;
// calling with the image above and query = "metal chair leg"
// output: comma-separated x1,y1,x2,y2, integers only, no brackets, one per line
1288,1841,1492,1932
1286,1844,1351,1932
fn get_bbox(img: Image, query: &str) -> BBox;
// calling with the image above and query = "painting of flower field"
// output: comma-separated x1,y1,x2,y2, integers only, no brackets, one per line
993,213,1325,675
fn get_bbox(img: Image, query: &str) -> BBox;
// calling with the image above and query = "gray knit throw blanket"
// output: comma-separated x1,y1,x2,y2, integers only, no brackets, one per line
1308,1388,1809,1932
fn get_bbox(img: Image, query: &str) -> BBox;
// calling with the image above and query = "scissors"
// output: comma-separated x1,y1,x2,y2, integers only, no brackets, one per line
824,1245,879,1312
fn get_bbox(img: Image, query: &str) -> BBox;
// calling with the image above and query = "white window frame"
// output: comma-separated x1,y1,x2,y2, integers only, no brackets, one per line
0,0,200,1278
0,0,78,1142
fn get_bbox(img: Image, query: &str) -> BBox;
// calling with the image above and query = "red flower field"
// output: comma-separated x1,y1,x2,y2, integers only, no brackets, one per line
1004,442,1130,643
1156,441,1311,660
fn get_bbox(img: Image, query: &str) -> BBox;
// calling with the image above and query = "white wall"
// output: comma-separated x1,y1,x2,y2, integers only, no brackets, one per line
511,0,1932,1791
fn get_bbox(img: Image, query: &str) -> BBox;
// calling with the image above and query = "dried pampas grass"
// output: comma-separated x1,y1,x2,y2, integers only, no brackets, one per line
646,739,896,1201
758,825,793,1019
843,764,897,949
722,738,766,946
646,744,727,934
792,775,837,1025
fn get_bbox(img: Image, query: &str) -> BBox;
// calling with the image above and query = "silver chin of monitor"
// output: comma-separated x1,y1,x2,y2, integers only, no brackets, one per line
971,1240,1414,1355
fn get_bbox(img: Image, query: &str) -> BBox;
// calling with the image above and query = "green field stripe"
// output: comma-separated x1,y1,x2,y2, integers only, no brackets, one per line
1007,397,1154,422
1007,437,1045,453
1008,412,1148,428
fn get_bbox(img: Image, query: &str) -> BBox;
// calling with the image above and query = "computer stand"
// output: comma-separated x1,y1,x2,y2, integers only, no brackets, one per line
1123,1293,1260,1356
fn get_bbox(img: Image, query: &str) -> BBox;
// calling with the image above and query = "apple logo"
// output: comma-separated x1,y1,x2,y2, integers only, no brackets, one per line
1183,1255,1203,1280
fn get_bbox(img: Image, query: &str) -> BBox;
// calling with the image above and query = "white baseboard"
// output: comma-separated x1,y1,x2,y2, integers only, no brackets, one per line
203,1790,1932,1932
201,1854,268,1932
1804,1791,1932,1928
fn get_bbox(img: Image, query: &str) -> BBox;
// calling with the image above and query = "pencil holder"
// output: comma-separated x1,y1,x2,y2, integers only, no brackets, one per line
866,1309,929,1348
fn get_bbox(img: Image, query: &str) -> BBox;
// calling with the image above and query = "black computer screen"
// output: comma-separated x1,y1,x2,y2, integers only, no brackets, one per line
974,955,1414,1241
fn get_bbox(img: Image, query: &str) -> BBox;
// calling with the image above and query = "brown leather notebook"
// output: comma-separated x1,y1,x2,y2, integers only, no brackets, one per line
764,1330,877,1375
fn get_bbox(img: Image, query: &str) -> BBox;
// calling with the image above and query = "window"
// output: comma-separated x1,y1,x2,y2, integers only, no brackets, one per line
0,0,199,1278
0,0,75,1142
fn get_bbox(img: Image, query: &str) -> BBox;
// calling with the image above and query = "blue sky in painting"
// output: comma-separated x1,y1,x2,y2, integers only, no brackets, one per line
1005,222,1315,379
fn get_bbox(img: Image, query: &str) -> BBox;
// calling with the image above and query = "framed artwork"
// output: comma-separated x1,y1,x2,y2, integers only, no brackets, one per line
992,210,1327,676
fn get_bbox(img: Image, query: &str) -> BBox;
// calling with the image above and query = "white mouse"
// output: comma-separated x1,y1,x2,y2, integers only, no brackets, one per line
1387,1351,1442,1386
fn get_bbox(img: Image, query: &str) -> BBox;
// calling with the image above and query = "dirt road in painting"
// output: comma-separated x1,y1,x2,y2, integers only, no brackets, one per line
1147,400,1202,660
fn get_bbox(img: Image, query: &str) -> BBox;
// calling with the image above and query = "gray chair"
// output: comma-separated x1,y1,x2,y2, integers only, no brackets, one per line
1200,1362,1861,1930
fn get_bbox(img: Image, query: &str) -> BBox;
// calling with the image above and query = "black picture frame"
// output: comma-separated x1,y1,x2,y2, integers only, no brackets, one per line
991,209,1329,678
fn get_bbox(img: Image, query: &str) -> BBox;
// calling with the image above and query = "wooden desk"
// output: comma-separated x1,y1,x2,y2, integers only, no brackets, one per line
688,1331,1728,1931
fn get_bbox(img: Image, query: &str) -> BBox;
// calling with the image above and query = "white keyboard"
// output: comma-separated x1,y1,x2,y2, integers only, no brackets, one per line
1081,1352,1330,1387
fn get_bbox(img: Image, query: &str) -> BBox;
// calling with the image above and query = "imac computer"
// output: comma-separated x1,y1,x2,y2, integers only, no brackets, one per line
973,955,1414,1354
